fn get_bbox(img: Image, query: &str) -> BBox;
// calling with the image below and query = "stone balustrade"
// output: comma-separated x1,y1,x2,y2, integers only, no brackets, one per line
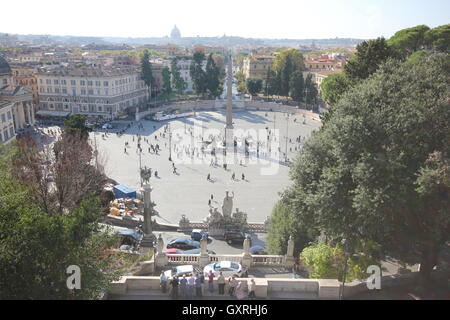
252,255,284,266
167,254,200,265
108,276,340,299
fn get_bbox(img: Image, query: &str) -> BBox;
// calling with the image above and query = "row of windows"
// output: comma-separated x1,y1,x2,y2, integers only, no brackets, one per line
1,111,13,123
0,126,15,142
39,85,144,95
39,76,141,87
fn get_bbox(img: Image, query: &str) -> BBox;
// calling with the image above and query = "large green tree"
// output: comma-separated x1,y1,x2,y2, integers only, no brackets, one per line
289,70,304,103
283,54,450,284
273,49,305,97
161,66,172,95
246,78,263,97
205,53,222,98
304,74,319,111
190,50,207,97
0,144,119,299
388,25,430,58
320,72,352,106
344,37,391,81
425,24,450,53
140,50,154,99
170,58,186,94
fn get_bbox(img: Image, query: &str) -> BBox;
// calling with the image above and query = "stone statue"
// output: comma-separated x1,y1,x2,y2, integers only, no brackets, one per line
140,166,152,185
221,191,234,217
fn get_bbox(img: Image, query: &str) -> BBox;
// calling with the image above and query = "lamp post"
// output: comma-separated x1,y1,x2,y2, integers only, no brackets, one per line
168,124,172,162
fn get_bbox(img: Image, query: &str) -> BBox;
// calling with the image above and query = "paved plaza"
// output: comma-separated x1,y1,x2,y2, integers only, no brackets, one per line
91,109,321,225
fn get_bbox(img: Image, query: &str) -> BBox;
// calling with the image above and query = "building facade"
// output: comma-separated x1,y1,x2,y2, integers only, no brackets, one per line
242,54,275,82
0,56,36,143
36,65,149,120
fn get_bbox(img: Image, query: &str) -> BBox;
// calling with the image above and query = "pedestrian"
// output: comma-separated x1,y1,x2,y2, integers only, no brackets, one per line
235,281,246,300
195,273,203,297
208,199,211,206
207,173,211,181
228,276,237,297
170,276,179,300
187,273,195,298
211,194,213,200
248,278,256,300
217,272,225,295
242,173,245,180
179,275,188,298
159,272,167,293
208,270,214,293
231,172,235,180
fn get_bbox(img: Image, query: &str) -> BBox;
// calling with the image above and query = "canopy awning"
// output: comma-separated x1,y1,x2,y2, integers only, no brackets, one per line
36,110,71,117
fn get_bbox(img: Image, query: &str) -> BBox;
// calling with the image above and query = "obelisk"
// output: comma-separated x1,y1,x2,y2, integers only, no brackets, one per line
226,54,233,129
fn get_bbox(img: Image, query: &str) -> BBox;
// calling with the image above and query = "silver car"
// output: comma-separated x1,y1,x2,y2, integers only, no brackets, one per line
203,261,246,278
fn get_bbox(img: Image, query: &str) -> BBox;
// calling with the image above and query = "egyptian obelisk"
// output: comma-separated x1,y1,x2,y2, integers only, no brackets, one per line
226,53,233,129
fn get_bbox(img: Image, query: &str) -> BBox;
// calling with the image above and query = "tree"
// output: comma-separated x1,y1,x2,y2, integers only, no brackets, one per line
140,50,154,99
246,78,263,97
190,50,207,97
320,72,352,106
0,144,119,299
236,71,247,94
388,25,430,58
273,49,305,97
300,242,381,281
424,24,450,53
63,114,91,140
304,74,319,111
267,201,317,257
205,53,222,98
266,67,280,97
344,37,391,81
161,66,172,95
170,58,186,94
284,54,450,284
289,70,304,102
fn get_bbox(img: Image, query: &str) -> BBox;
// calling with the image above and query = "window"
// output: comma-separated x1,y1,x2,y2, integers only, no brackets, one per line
39,79,43,84
40,87,45,93
54,88,60,93
47,87,52,93
87,81,93,86
80,80,85,86
61,80,66,85
98,106,102,112
103,81,109,86
72,88,77,96
9,126,14,138
88,89,94,95
46,79,51,84
62,88,67,94
104,89,108,95
96,89,101,95
95,81,100,86
53,79,59,84
1,114,5,123
81,89,86,95
7,111,11,120
71,80,76,85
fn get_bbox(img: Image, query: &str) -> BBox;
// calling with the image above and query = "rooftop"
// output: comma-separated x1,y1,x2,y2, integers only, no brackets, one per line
37,65,141,77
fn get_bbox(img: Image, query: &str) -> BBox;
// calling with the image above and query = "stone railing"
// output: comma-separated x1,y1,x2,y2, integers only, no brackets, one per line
209,254,243,264
167,254,200,265
252,255,284,266
108,276,341,299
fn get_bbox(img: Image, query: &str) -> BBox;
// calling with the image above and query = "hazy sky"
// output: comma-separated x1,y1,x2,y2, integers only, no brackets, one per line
1,0,448,39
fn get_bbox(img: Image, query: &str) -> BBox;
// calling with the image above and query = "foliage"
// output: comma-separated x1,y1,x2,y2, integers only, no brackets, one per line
161,66,172,95
170,58,186,94
205,53,222,98
388,25,430,58
63,114,91,140
304,74,319,111
140,50,154,96
236,71,247,94
289,70,304,102
344,37,391,81
424,24,450,52
273,49,305,96
190,50,207,96
320,72,352,106
267,201,317,257
284,53,450,283
0,146,120,299
246,78,263,96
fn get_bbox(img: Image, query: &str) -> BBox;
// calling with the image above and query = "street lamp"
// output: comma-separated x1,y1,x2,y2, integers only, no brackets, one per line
168,124,172,162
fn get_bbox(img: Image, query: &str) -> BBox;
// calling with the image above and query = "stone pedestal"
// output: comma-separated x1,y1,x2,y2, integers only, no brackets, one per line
154,234,167,268
140,184,155,247
242,236,252,269
199,235,210,267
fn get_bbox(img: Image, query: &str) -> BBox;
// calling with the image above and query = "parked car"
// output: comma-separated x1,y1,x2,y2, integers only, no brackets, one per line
224,231,251,245
250,245,267,255
167,238,200,250
191,229,209,241
102,123,113,129
164,265,195,278
203,261,247,278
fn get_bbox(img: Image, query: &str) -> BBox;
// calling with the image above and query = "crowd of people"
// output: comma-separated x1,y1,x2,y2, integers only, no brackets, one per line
159,271,256,300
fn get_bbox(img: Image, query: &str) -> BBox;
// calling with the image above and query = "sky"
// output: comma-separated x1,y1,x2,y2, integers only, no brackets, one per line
0,0,449,40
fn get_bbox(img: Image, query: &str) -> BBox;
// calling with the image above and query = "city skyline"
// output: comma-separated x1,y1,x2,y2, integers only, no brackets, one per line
0,0,448,40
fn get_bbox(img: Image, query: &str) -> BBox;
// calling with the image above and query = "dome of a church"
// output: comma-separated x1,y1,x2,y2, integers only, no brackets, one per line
0,56,12,76
170,25,181,39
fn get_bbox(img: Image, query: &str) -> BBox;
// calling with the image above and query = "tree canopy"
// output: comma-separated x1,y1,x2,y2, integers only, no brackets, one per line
282,53,450,283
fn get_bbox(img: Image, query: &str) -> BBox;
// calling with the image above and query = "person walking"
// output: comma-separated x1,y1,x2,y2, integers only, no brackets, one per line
170,276,179,300
217,272,225,295
208,270,214,294
242,173,245,181
195,273,203,297
179,275,188,299
247,278,256,300
228,276,237,297
159,272,167,293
